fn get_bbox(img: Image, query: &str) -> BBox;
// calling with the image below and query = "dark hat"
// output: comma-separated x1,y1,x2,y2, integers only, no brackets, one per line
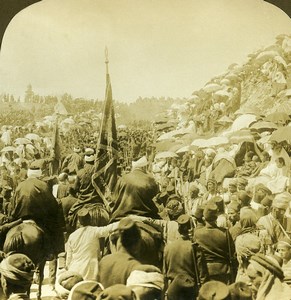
198,280,229,300
237,191,252,206
193,205,205,220
211,196,224,213
207,178,217,186
177,214,191,226
68,280,103,300
98,284,135,300
250,253,284,280
167,274,195,300
261,196,273,207
118,217,136,231
58,271,83,291
203,203,218,222
228,179,237,187
77,207,90,224
29,160,41,170
228,282,252,300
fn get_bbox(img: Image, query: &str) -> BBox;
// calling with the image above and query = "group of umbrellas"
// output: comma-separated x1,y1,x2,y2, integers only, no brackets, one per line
1,134,40,153
153,110,291,160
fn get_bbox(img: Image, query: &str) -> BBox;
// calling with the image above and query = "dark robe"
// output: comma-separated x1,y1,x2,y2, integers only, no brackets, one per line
110,168,160,222
10,177,64,254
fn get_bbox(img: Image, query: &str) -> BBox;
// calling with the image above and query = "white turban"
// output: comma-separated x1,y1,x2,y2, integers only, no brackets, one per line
126,270,164,290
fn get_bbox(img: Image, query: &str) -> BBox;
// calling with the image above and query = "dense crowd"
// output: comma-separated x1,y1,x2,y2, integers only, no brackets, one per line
0,115,289,300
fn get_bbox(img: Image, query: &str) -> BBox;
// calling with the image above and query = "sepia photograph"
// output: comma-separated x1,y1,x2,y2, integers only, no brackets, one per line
0,0,291,299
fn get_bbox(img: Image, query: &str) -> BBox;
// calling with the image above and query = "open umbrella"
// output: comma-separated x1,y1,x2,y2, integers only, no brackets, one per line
249,121,278,132
191,138,209,148
226,129,255,144
0,146,16,153
203,83,222,93
207,136,229,147
176,145,190,154
255,50,280,63
231,114,257,132
155,151,178,159
25,133,40,141
14,138,32,145
265,112,290,124
270,127,291,143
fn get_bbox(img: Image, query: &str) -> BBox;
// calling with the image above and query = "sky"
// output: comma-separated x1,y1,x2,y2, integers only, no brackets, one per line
0,0,290,103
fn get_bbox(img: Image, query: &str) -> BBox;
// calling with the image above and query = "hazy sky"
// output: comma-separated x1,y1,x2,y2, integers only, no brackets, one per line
0,0,290,102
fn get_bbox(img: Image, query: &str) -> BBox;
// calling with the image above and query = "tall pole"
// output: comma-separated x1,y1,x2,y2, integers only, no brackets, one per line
105,47,109,75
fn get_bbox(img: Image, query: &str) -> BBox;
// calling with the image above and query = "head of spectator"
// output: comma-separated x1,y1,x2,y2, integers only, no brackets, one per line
165,195,184,221
207,178,217,193
117,218,141,257
177,214,191,239
244,151,254,163
167,274,196,300
272,193,290,223
276,237,291,264
126,270,164,300
275,156,286,169
227,202,240,225
228,282,252,300
189,184,200,199
237,191,252,208
97,284,135,300
203,202,218,225
56,271,83,299
132,156,148,172
254,184,272,203
228,179,237,194
68,280,103,300
193,205,205,226
77,207,91,227
211,196,225,215
239,209,258,232
261,151,270,162
198,280,230,300
27,161,42,178
0,253,35,299
237,177,248,191
247,253,285,300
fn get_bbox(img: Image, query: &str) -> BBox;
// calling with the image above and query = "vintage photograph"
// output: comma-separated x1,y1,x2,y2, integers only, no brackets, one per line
0,0,290,299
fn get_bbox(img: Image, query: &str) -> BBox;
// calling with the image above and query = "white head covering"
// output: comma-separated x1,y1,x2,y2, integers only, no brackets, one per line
85,155,95,162
126,270,164,290
132,156,148,169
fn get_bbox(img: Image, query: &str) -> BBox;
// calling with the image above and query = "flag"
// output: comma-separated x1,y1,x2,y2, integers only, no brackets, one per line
92,59,118,207
50,118,63,175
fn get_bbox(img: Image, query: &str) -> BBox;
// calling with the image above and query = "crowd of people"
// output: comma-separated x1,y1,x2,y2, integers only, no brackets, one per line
0,109,291,300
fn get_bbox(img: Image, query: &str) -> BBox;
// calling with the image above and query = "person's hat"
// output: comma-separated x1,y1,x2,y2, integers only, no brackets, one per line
98,284,135,300
237,191,252,206
256,183,272,195
118,217,136,231
193,205,205,221
58,172,68,182
261,196,273,207
203,203,218,222
177,214,191,226
84,154,95,163
58,271,83,291
277,236,291,248
73,147,81,153
84,148,94,155
207,178,217,186
166,274,195,300
235,233,261,258
227,201,240,213
211,196,224,213
126,270,164,290
132,156,148,169
29,160,41,170
0,253,35,286
68,280,103,300
237,177,248,187
250,253,284,280
198,280,229,300
272,192,290,210
229,179,237,187
77,207,90,224
228,282,252,300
